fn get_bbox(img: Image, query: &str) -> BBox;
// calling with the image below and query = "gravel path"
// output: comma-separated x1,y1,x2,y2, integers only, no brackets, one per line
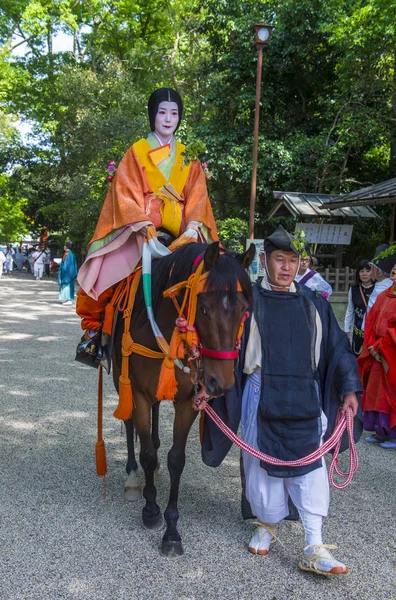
0,273,395,600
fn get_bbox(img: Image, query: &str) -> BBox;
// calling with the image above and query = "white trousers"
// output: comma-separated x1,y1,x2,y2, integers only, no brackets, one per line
34,263,44,279
242,370,329,525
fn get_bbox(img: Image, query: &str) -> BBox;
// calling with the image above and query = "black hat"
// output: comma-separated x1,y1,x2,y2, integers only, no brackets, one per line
65,241,73,249
147,88,183,133
264,225,301,255
372,244,396,275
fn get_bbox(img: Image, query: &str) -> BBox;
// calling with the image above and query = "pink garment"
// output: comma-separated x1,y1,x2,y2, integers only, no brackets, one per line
77,222,149,299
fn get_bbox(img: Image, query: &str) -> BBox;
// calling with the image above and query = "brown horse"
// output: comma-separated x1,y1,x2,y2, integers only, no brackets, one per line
112,241,254,556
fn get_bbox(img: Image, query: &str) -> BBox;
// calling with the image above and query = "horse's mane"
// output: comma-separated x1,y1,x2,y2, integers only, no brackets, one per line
133,242,252,325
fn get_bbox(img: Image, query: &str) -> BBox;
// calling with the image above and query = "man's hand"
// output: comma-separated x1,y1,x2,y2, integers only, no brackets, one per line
341,392,359,417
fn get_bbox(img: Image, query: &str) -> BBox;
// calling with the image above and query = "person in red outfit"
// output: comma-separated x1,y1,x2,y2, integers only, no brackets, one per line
358,247,396,448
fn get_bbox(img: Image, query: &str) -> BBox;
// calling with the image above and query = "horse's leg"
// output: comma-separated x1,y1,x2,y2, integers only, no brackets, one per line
161,399,198,557
152,401,161,473
133,396,163,530
125,418,138,474
124,418,141,502
152,401,160,451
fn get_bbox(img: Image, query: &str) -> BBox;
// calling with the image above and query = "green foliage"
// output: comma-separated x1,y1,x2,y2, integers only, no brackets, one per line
0,0,394,259
0,173,28,242
217,217,248,252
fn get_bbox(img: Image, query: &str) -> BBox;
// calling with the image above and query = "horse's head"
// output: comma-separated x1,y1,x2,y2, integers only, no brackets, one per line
195,242,255,396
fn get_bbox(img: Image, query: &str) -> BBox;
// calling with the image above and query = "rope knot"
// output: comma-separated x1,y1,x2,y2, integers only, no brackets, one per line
176,317,188,331
122,331,133,356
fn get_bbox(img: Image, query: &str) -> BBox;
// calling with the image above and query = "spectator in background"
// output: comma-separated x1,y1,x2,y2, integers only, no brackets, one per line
362,244,393,330
358,247,396,448
4,245,15,274
14,248,25,271
0,248,5,278
44,250,51,277
31,247,46,280
58,241,78,306
344,260,375,356
311,256,318,271
294,249,333,299
27,248,35,274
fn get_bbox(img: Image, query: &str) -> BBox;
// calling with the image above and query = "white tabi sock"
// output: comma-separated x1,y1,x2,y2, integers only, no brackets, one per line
298,510,323,553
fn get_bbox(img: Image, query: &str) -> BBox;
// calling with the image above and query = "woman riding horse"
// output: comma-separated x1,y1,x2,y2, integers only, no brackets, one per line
75,87,218,363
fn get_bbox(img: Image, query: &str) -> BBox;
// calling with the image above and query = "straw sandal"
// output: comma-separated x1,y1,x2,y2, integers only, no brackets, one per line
299,544,349,576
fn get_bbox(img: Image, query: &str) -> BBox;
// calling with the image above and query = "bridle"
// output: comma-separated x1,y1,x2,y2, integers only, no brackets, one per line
162,254,249,365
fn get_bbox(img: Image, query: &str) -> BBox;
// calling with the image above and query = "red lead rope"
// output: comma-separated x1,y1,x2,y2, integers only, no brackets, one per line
203,404,358,490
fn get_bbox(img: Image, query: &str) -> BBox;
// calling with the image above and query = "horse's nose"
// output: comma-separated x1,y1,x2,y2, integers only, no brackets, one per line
205,376,224,397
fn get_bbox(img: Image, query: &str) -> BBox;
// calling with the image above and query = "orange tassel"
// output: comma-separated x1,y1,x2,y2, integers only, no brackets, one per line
156,356,178,400
103,303,115,336
113,375,133,420
95,439,107,476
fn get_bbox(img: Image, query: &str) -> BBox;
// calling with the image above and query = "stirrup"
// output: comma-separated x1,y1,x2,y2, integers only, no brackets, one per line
75,330,103,368
299,544,349,576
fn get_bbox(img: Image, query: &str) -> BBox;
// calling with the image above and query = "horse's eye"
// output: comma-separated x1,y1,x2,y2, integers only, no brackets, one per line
200,305,207,315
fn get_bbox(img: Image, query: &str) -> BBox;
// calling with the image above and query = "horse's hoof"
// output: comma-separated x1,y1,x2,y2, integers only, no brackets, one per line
124,472,141,502
142,511,164,531
161,539,184,557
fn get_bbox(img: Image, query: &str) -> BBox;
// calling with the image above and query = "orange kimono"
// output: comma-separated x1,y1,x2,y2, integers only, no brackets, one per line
76,138,218,330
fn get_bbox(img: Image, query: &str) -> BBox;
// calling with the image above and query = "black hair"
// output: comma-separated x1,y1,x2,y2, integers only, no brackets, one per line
147,88,183,133
355,259,371,284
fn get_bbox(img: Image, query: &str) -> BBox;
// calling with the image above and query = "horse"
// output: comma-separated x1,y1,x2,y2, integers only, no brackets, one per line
112,241,254,556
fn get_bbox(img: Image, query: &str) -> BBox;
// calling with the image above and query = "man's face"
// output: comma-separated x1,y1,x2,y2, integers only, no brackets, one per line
155,101,179,140
260,250,299,289
298,256,310,275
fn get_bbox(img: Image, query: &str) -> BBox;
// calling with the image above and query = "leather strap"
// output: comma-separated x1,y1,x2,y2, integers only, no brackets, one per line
359,284,368,309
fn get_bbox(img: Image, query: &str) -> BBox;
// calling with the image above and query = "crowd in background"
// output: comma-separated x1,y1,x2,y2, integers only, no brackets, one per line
0,244,57,279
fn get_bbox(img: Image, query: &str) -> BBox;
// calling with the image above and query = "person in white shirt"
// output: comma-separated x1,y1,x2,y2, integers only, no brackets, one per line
4,245,15,274
344,260,375,355
32,248,46,280
0,249,6,278
362,244,393,330
294,253,332,299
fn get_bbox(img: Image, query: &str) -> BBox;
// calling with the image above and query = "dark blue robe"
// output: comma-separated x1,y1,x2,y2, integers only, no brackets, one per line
201,282,363,478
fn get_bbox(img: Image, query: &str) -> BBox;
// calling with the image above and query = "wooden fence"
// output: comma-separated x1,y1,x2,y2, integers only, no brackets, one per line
318,267,356,292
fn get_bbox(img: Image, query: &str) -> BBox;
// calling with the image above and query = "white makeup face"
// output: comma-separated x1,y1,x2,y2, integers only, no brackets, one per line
390,264,396,282
154,101,179,141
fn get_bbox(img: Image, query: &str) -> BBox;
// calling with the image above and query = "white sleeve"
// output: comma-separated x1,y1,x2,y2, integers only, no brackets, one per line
366,287,378,313
343,288,354,333
310,273,333,298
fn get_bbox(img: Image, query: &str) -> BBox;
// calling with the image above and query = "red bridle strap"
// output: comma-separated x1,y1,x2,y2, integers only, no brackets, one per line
200,347,239,360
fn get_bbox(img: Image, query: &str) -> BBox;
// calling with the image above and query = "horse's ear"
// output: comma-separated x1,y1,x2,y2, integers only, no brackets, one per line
237,243,256,269
203,242,220,270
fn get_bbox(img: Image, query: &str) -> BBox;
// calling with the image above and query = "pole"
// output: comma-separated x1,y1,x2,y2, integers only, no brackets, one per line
249,44,264,239
390,203,396,243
